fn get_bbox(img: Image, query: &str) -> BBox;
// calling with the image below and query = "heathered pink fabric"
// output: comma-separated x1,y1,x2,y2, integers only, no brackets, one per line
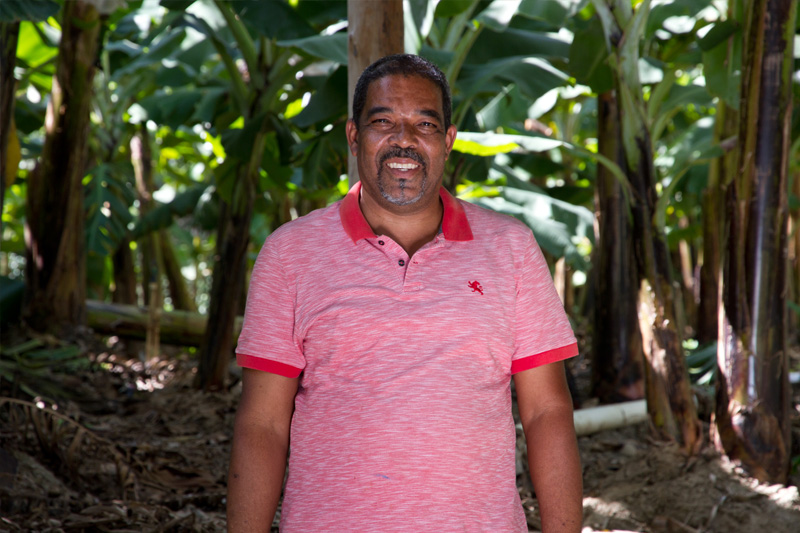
236,183,578,532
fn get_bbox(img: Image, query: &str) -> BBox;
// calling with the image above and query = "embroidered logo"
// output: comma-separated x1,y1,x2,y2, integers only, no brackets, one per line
468,280,484,295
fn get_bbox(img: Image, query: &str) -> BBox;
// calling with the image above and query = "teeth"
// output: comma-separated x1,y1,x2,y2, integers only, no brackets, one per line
387,162,418,170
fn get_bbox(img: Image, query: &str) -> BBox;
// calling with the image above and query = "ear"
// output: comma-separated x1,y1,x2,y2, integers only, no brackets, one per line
346,119,359,156
444,124,457,160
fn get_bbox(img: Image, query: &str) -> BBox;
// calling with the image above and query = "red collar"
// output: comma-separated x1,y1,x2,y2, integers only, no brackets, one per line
339,182,474,243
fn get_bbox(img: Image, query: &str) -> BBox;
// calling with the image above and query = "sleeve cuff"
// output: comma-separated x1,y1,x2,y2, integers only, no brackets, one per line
510,342,579,374
236,353,303,378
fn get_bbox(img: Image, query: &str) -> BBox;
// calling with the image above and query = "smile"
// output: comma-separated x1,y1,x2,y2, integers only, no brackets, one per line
386,162,419,170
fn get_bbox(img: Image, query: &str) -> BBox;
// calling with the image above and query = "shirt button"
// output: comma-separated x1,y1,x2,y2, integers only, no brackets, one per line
398,259,405,266
378,240,385,245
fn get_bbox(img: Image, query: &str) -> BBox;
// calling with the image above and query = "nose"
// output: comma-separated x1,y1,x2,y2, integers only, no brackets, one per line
389,121,416,148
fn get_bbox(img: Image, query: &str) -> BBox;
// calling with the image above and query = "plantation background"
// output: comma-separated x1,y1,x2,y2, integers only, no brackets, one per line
1,0,799,531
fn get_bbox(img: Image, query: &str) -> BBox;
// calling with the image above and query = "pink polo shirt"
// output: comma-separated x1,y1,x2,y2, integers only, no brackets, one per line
236,183,578,532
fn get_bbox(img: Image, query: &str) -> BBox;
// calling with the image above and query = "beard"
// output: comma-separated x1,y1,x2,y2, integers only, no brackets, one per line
377,147,428,206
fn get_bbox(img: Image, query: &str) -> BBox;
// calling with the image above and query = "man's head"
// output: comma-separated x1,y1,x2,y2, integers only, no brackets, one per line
351,54,452,131
345,55,457,214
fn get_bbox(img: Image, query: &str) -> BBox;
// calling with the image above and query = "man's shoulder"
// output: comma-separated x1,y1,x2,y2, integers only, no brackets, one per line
266,199,345,246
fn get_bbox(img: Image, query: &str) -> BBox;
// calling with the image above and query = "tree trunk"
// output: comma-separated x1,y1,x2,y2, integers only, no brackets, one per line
1,21,20,230
346,0,403,185
789,165,799,336
160,233,196,311
698,102,738,343
593,0,701,453
195,166,256,390
713,0,795,484
24,1,100,333
86,299,242,346
592,91,645,403
195,116,267,390
112,239,138,305
131,126,163,307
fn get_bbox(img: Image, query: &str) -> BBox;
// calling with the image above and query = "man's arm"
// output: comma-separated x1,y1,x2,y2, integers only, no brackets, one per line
227,368,299,532
514,360,582,533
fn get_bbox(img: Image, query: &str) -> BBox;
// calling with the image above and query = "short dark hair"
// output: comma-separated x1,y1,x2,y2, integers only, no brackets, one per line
351,54,452,131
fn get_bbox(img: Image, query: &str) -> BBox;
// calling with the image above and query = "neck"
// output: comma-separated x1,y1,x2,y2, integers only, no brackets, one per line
360,194,443,257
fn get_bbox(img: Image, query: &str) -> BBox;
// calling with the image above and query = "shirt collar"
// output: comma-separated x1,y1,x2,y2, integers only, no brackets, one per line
340,182,474,243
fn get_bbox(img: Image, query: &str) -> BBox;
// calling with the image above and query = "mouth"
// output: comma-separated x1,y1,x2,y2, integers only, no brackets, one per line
380,148,425,175
386,161,420,171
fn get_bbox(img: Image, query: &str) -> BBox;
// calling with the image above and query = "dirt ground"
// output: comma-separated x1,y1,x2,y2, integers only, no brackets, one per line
1,337,799,532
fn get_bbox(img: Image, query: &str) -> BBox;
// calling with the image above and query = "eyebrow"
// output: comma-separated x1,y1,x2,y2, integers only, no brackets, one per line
364,106,443,123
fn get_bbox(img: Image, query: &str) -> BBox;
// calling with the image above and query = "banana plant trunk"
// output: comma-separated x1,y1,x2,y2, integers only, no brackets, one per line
698,102,738,343
592,91,645,403
24,1,100,333
195,127,266,391
593,0,701,453
1,21,20,228
713,0,795,484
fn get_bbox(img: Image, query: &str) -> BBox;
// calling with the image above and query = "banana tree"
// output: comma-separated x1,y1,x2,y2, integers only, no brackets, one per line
714,0,796,484
150,0,350,390
23,0,106,333
591,0,701,452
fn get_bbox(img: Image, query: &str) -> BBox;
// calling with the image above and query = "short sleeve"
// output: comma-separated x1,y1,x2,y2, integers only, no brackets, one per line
510,232,578,374
235,238,305,377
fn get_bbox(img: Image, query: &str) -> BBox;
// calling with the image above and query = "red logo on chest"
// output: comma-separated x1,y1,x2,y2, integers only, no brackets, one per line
467,281,484,295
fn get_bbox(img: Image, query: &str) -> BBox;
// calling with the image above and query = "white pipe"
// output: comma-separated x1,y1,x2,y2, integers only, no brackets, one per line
573,400,648,436
573,372,799,436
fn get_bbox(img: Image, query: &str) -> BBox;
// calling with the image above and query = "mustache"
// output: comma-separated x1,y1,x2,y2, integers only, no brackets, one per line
379,147,425,166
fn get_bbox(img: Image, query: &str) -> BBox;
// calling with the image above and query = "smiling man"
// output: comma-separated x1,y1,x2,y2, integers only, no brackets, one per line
227,55,583,532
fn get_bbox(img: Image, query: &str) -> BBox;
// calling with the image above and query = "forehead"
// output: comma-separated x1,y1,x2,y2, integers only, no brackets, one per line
364,74,443,110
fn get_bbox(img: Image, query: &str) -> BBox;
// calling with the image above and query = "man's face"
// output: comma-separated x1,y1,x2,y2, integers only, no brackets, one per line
346,74,457,214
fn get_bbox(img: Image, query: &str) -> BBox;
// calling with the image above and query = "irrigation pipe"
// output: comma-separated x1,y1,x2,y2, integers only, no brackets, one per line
573,400,648,436
574,373,800,437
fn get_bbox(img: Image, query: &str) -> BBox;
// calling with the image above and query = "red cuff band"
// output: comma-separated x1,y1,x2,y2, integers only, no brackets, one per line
510,343,579,374
237,353,303,378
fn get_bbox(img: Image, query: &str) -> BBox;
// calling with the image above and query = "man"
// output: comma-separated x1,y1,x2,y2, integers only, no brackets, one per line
228,54,582,532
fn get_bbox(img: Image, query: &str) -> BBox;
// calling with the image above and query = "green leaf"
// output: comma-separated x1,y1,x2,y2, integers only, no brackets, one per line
190,87,228,124
435,0,476,18
131,184,210,238
221,113,267,162
475,84,532,131
160,0,199,10
0,0,59,23
292,66,348,128
138,89,204,129
155,63,197,87
466,26,570,64
84,164,134,256
230,0,315,40
568,15,613,94
16,21,58,69
702,42,740,109
453,138,520,156
517,0,573,26
459,56,569,102
299,124,348,190
455,131,565,153
278,33,348,64
697,19,739,51
475,187,594,270
477,0,523,32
